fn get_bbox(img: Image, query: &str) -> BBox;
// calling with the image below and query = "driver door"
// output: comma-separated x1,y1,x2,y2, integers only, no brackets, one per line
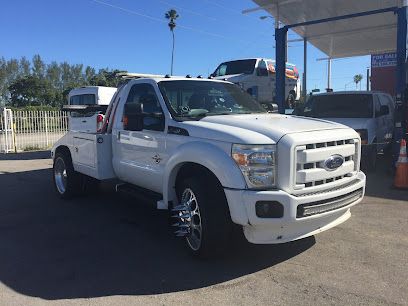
114,83,166,193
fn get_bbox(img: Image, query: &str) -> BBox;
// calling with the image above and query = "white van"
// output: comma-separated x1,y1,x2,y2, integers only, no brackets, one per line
68,86,117,133
299,91,395,171
212,58,301,109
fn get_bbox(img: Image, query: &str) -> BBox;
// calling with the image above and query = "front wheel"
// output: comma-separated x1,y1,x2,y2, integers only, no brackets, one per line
174,176,232,258
361,145,377,173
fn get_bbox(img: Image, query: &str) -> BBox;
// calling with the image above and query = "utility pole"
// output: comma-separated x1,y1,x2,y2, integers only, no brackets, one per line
366,67,370,91
317,57,332,92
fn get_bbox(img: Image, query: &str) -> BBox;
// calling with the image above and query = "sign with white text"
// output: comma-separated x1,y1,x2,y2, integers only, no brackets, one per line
371,52,397,68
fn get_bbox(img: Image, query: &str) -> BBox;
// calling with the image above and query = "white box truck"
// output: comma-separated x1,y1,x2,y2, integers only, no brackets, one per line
53,75,365,258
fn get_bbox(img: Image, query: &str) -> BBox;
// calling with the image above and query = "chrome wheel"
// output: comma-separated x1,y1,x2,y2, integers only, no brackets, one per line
54,157,68,195
172,188,202,251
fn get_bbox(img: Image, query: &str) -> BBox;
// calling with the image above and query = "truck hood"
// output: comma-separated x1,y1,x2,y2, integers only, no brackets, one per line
320,117,370,131
180,114,349,144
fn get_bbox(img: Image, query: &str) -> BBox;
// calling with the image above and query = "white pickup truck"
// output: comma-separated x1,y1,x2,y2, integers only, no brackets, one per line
212,58,301,108
52,75,366,257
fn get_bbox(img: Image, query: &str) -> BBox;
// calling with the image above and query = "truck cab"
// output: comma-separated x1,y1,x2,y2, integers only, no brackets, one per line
52,76,365,257
212,58,300,108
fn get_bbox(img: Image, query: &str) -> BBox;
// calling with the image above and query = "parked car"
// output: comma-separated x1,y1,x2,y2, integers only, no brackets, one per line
297,91,395,171
52,75,365,257
211,58,300,109
68,86,117,133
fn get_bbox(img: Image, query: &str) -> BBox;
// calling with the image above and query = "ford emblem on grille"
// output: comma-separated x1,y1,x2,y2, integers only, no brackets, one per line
322,154,344,171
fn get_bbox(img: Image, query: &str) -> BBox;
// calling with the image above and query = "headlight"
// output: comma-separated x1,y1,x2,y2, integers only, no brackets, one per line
355,129,368,145
231,144,276,189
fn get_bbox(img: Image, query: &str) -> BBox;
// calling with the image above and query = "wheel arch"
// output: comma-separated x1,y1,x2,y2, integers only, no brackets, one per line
162,142,246,214
54,145,72,161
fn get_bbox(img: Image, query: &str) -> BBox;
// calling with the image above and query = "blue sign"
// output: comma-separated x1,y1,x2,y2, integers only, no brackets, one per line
371,52,397,68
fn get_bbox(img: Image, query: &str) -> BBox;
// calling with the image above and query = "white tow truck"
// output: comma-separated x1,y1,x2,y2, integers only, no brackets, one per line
52,74,366,257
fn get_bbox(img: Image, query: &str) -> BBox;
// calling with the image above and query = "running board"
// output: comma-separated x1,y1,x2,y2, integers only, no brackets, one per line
115,183,166,209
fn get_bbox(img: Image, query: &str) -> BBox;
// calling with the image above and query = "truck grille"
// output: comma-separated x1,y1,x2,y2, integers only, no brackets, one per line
294,139,359,190
297,188,363,218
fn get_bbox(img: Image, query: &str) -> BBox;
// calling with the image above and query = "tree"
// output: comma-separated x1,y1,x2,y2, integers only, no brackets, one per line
89,69,126,87
0,55,126,107
165,9,179,75
32,54,45,79
19,57,31,76
353,74,363,90
8,75,54,107
85,66,96,83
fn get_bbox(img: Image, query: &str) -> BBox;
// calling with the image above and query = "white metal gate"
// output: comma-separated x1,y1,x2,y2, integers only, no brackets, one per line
0,108,68,153
0,108,14,153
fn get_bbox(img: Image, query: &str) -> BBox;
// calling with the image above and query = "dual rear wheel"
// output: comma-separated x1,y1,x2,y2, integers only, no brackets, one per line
53,151,98,199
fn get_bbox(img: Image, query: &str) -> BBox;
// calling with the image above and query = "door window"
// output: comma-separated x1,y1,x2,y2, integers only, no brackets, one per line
257,60,268,76
125,83,164,131
382,94,394,112
374,95,382,117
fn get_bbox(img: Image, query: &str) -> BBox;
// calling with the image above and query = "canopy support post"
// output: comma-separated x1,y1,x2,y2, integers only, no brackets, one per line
395,3,408,148
327,59,332,91
275,26,288,114
303,38,307,99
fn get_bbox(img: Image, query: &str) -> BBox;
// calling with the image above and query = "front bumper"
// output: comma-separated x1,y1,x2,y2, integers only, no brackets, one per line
224,171,366,244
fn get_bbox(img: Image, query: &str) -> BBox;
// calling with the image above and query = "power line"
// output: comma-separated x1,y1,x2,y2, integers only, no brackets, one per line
92,0,256,44
156,0,274,38
158,0,217,21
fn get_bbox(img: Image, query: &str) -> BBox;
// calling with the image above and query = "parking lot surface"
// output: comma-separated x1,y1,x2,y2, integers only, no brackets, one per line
0,151,407,306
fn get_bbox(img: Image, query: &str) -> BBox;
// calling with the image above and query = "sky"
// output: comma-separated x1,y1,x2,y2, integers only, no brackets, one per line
0,0,371,92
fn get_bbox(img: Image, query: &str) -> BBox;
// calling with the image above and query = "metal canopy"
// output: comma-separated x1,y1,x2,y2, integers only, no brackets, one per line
249,0,399,58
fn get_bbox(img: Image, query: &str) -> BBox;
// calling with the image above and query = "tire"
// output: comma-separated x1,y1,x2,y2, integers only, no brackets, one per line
175,176,232,258
361,145,377,173
53,151,82,199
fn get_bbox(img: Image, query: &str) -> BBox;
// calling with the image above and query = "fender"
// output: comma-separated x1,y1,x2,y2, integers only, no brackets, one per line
163,140,246,209
51,133,74,160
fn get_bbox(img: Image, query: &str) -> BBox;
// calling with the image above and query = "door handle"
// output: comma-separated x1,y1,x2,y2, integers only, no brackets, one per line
118,131,121,140
82,120,87,123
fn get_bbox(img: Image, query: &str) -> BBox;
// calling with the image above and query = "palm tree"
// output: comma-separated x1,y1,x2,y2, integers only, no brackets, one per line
165,9,179,75
353,74,363,90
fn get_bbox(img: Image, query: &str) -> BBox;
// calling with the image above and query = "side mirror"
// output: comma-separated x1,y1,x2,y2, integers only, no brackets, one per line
261,103,279,113
376,105,389,117
123,103,143,131
269,103,279,113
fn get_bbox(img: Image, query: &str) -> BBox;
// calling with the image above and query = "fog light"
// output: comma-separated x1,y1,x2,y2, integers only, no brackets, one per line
255,201,284,218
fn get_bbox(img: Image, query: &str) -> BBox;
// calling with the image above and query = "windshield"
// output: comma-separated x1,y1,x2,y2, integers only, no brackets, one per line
158,80,266,119
302,94,373,118
213,59,256,76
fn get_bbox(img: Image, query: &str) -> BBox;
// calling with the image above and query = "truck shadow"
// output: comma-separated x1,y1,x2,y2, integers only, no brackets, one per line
0,168,315,300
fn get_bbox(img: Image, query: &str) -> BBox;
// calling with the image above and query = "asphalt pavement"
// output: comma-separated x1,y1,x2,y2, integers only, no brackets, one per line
0,151,407,306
